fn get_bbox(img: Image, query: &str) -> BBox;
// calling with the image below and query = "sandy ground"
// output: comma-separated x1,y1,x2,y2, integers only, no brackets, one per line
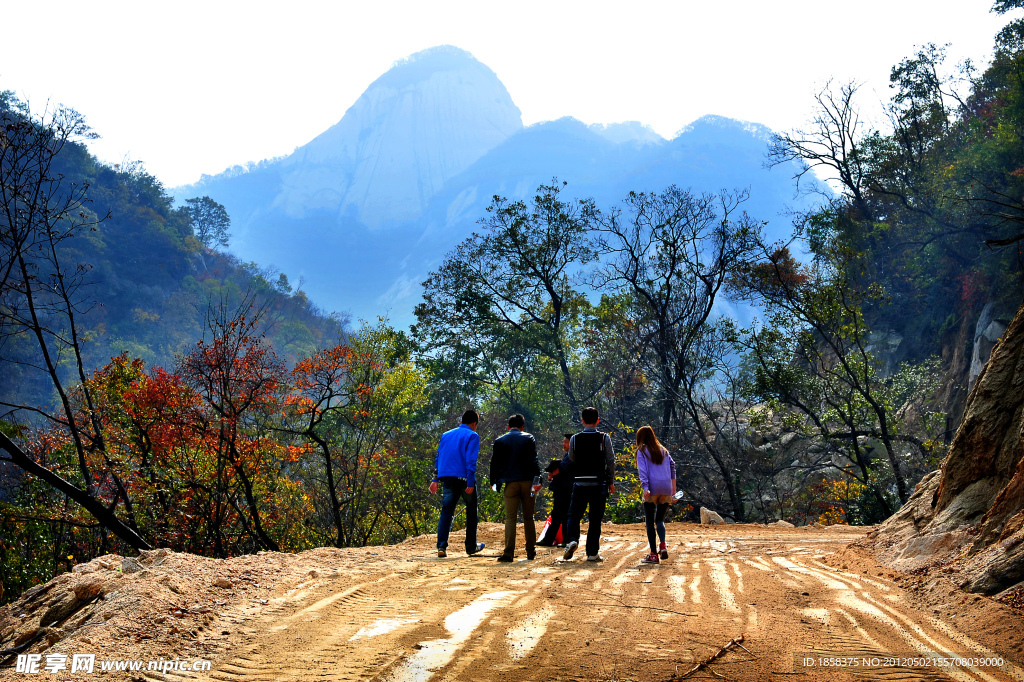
4,521,1024,682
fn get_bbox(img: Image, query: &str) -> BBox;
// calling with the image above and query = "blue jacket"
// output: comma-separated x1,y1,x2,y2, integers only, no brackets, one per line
434,424,480,486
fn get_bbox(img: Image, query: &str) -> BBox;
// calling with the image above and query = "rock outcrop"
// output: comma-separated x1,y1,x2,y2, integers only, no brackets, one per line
700,507,726,525
272,45,523,228
0,554,130,656
969,301,1010,391
868,298,1024,594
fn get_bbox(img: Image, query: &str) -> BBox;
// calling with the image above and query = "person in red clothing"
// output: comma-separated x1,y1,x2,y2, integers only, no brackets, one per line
537,434,574,547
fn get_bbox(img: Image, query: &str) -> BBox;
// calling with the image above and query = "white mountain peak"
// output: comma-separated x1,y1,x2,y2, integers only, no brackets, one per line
274,45,523,227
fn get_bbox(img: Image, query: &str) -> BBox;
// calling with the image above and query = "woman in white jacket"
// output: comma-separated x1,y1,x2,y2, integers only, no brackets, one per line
635,426,676,564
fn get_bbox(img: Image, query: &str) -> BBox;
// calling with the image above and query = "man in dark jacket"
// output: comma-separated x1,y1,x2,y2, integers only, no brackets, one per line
562,406,615,562
536,433,574,546
490,414,541,562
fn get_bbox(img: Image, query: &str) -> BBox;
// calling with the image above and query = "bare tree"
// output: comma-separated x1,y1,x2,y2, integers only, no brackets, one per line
766,80,874,218
594,187,759,431
593,186,760,519
0,97,150,550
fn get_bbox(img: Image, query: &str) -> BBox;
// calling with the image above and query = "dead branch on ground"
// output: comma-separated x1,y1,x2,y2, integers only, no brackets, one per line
679,634,750,679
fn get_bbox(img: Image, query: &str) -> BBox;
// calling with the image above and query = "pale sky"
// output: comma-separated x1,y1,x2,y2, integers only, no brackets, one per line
1,1,1015,189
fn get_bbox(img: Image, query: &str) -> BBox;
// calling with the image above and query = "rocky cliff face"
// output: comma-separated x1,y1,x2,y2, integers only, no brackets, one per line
269,46,522,228
969,302,1011,392
868,298,1024,595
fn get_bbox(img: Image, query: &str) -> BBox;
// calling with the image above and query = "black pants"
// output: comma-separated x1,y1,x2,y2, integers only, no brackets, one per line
565,484,607,557
537,488,570,545
643,501,669,553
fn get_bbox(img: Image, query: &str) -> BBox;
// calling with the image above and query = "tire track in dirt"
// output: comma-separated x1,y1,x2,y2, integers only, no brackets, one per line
768,555,1022,682
177,564,465,682
167,524,1021,682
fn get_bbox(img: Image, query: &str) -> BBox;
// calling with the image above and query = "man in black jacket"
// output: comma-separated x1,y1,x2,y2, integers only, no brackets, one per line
562,407,615,562
490,414,542,562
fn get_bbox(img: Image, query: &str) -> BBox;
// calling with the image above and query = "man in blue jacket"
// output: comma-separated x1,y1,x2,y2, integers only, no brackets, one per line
429,409,486,558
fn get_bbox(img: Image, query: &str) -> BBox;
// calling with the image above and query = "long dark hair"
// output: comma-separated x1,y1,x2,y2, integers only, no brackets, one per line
636,426,665,465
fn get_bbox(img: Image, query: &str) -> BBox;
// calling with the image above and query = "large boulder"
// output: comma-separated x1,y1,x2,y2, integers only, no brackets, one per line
869,298,1024,593
700,507,726,525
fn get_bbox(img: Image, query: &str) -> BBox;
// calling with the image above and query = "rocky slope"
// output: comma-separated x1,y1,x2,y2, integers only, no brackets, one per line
269,46,523,229
0,546,371,677
866,297,1024,595
180,46,521,246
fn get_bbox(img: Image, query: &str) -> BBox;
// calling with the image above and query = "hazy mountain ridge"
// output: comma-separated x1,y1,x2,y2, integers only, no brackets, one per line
272,46,522,228
175,47,823,322
588,120,665,145
181,46,521,237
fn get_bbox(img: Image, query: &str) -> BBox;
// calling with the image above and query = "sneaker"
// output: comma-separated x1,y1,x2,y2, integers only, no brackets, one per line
586,555,605,562
659,541,669,560
468,542,485,555
562,541,578,560
437,549,447,558
526,549,536,560
496,555,514,563
642,552,660,564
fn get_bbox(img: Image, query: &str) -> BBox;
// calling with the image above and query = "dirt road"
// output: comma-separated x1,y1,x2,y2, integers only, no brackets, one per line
136,522,1024,682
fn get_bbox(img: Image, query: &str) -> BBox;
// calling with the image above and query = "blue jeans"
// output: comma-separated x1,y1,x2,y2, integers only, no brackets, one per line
436,477,479,551
565,484,607,557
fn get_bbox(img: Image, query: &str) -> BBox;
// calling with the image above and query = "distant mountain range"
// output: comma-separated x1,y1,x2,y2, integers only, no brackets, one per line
176,45,824,323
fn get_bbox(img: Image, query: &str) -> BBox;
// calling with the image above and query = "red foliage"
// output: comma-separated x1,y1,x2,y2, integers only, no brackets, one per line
729,246,809,299
957,269,988,309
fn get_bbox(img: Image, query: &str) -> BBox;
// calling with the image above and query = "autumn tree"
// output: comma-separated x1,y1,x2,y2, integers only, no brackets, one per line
178,293,286,552
94,356,226,553
284,322,429,547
